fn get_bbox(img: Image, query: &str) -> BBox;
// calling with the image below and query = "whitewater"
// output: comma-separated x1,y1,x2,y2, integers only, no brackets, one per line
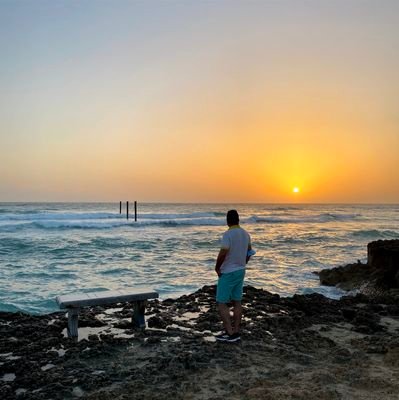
0,203,398,314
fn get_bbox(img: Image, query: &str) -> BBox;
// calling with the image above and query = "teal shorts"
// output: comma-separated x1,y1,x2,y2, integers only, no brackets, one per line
216,269,246,303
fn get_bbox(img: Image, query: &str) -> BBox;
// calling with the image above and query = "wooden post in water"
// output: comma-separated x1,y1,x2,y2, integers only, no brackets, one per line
134,201,137,222
126,201,129,220
119,201,122,214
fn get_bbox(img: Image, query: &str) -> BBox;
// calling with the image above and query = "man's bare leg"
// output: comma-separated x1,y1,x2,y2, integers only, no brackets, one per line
232,300,242,334
218,303,233,335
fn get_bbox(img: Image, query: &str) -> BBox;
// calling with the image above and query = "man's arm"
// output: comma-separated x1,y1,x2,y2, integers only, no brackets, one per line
215,248,228,277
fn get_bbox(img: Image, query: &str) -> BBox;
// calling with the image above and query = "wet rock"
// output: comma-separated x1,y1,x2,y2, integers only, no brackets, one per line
162,298,176,306
386,305,399,316
319,262,373,290
332,347,352,363
384,344,399,366
341,308,357,321
147,316,168,329
352,310,384,333
0,384,13,399
1,284,399,399
145,336,161,345
319,240,399,293
87,334,100,342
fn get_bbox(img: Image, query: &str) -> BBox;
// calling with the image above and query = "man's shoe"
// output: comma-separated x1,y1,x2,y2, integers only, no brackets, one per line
229,332,241,342
215,332,241,343
215,331,230,342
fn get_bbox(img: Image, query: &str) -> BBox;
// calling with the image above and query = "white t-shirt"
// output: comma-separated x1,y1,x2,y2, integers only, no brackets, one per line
220,226,251,274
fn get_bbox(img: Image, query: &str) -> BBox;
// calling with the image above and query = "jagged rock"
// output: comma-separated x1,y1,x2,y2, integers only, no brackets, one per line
1,284,399,399
318,262,374,290
147,316,168,329
319,240,399,293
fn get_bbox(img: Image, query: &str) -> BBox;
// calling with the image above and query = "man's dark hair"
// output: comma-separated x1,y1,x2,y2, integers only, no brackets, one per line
226,209,239,225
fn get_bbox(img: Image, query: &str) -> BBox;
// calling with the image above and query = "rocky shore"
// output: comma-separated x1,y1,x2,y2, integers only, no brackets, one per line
318,240,399,296
1,282,399,400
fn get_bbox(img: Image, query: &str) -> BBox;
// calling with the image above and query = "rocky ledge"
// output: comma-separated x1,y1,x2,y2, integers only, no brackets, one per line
318,240,399,295
1,284,399,400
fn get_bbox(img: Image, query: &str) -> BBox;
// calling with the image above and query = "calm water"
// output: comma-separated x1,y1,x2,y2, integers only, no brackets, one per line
0,203,398,314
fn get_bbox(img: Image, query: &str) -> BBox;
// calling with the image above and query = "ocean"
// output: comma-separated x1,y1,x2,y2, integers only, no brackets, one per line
0,203,398,314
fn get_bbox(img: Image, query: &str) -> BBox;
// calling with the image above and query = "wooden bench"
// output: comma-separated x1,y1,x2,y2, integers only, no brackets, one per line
56,289,159,339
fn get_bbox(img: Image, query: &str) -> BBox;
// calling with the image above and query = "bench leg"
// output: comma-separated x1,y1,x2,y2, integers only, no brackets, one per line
67,307,80,338
132,301,146,328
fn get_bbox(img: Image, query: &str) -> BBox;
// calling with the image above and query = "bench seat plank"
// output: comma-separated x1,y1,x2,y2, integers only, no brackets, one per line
56,289,159,309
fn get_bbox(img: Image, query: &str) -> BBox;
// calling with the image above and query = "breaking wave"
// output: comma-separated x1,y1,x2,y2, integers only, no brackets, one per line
351,229,399,239
0,211,363,231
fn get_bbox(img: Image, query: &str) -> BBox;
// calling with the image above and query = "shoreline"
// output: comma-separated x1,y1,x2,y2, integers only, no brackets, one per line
1,285,399,399
0,281,349,317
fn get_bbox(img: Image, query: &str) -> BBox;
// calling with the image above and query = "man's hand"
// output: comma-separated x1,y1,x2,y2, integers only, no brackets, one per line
246,244,253,264
215,248,228,277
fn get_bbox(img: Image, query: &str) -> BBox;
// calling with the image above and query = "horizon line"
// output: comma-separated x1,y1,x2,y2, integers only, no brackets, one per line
1,201,398,206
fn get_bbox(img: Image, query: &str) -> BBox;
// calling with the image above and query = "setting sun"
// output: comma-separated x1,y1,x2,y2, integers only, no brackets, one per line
293,187,300,193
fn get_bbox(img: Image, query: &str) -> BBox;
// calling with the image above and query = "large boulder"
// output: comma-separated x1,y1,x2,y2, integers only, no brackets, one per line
318,261,374,290
318,240,399,293
367,240,399,287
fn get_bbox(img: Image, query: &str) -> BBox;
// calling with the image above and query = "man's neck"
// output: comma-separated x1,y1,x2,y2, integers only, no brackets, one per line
228,224,240,230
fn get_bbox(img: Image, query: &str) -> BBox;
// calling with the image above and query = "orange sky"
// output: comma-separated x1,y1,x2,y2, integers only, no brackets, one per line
0,1,398,203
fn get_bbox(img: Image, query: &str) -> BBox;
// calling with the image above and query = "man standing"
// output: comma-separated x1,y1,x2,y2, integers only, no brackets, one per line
215,209,252,342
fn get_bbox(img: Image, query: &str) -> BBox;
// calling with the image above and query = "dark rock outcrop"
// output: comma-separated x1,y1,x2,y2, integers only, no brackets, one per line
368,240,399,287
318,261,374,290
318,240,399,293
